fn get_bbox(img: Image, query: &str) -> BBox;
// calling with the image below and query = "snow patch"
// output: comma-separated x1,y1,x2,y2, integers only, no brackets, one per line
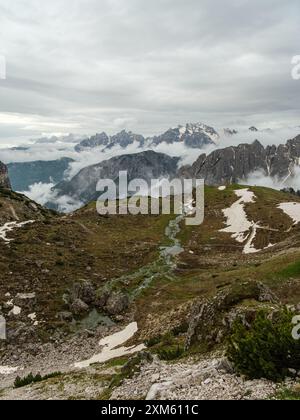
74,322,145,369
0,221,34,243
28,313,36,321
277,202,300,225
220,189,274,254
0,366,20,375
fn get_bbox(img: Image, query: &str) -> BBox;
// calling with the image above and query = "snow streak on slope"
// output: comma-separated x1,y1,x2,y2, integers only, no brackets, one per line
220,189,273,254
0,221,34,243
277,203,300,224
74,322,145,369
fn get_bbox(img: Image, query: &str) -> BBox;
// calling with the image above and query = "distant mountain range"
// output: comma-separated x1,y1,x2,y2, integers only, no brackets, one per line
2,122,300,211
52,135,300,208
7,158,74,191
74,122,220,152
179,135,300,185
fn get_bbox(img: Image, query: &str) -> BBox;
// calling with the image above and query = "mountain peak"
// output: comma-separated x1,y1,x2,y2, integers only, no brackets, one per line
75,132,109,152
152,122,220,148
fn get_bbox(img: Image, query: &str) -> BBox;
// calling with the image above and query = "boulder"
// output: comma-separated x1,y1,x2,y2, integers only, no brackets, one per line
70,298,89,315
105,291,129,315
56,311,74,322
70,280,95,305
185,281,280,351
94,287,111,309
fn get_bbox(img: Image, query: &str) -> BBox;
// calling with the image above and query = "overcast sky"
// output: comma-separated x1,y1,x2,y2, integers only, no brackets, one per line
0,0,299,145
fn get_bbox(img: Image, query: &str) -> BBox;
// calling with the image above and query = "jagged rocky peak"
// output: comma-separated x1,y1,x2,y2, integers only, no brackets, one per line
179,136,300,186
249,126,258,132
75,130,145,152
108,130,145,149
0,161,11,189
223,128,238,136
74,123,220,152
75,132,110,152
152,122,220,148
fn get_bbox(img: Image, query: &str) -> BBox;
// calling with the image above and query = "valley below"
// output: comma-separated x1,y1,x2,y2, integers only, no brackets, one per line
1,182,300,400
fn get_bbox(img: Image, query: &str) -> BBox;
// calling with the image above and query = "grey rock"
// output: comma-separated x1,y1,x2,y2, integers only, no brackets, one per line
105,291,129,315
94,288,111,309
75,132,110,152
70,280,95,305
179,135,300,186
70,299,89,315
0,161,11,189
54,150,180,204
185,281,280,350
151,123,219,148
56,311,73,322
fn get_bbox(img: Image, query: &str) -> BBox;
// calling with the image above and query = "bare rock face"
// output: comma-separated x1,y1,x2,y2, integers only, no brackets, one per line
185,281,279,351
75,132,110,152
54,150,180,204
70,298,89,315
70,280,96,305
179,135,300,186
151,123,219,148
0,161,11,189
105,291,130,316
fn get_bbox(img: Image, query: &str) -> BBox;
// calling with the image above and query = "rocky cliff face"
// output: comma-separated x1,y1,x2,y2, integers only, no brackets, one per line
74,130,145,152
54,150,180,203
151,123,219,148
0,161,11,189
179,135,300,185
75,132,110,152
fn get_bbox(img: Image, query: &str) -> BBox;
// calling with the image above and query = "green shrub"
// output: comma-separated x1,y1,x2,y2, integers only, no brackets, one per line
171,322,189,336
274,387,300,400
144,335,162,348
156,345,184,361
14,371,62,388
227,310,300,381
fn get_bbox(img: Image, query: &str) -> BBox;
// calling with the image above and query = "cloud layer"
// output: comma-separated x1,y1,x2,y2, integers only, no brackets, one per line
0,0,299,144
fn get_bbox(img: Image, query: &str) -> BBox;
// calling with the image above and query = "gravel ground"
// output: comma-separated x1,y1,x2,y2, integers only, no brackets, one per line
111,356,282,400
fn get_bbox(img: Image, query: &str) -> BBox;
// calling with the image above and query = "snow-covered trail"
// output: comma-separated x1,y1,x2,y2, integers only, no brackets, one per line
0,221,34,243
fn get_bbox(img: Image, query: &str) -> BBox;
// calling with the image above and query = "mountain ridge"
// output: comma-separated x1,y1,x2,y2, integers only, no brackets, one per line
74,122,219,152
179,135,300,185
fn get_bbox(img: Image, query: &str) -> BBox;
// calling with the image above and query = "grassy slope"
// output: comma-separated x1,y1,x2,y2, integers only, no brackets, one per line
133,185,300,339
1,185,300,343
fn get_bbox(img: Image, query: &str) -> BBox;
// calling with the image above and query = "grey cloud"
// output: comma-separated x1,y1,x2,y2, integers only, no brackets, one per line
0,0,299,144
